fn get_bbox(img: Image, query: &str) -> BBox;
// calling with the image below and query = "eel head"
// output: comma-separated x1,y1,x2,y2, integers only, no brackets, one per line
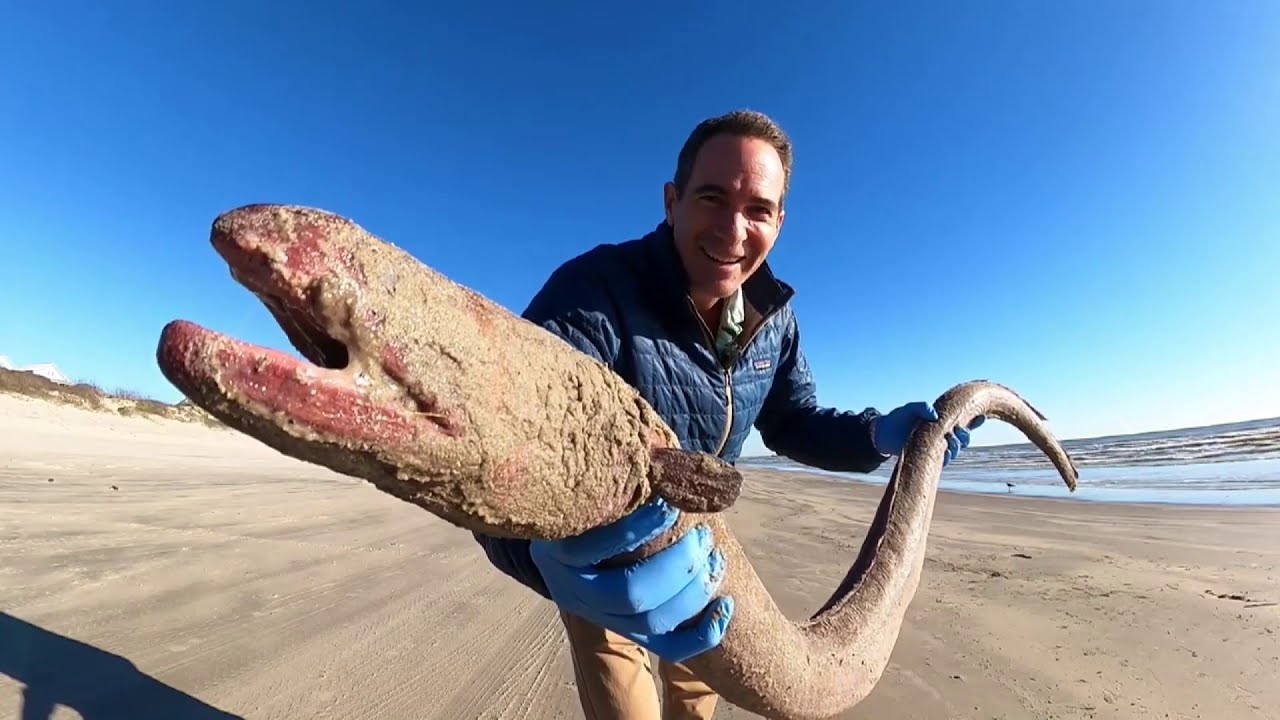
156,204,742,540
156,204,493,524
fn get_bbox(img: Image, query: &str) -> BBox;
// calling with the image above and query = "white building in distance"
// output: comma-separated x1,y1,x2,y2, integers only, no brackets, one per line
0,355,71,384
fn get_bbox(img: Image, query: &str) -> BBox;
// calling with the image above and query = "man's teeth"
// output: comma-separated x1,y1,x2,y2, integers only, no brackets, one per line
701,246,742,264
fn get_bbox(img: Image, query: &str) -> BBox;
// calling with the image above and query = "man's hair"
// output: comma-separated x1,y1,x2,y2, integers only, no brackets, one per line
671,109,794,203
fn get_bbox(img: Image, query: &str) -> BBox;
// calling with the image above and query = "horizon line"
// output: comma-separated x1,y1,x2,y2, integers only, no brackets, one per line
740,413,1280,458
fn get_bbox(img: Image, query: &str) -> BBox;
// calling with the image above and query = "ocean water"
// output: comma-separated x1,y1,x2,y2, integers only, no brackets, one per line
739,416,1280,506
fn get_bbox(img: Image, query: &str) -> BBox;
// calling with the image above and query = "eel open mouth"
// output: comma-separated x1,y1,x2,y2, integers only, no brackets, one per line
155,205,423,449
257,290,350,371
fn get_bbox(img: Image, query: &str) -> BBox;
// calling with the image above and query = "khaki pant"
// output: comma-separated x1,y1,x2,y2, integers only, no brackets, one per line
560,610,719,720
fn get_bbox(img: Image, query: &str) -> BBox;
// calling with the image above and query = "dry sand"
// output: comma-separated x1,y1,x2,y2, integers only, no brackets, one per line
2,392,1277,719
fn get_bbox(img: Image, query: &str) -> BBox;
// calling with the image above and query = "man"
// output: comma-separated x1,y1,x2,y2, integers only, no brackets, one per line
473,110,981,719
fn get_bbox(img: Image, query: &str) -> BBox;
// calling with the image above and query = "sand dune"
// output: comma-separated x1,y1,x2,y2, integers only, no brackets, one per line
2,393,1277,719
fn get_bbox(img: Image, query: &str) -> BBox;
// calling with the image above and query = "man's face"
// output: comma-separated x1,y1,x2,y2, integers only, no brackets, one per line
664,134,786,306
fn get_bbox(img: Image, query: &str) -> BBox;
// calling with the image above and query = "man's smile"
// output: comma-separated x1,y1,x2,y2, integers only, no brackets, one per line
700,245,744,265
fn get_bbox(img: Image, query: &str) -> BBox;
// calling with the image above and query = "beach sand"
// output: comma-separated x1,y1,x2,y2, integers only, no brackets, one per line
2,392,1277,719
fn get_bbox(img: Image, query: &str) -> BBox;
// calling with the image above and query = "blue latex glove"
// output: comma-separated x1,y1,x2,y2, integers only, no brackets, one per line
872,401,985,466
529,498,735,664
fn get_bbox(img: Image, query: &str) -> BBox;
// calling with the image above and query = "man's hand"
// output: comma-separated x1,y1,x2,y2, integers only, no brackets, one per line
871,401,985,465
529,498,735,664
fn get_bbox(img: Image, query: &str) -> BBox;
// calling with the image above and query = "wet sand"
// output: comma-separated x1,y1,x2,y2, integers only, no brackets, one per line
2,393,1277,719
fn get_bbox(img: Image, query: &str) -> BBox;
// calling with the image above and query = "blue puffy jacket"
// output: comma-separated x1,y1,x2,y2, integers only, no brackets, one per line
473,221,888,597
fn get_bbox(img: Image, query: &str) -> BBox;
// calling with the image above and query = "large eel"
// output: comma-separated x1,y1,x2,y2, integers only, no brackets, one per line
156,204,1080,719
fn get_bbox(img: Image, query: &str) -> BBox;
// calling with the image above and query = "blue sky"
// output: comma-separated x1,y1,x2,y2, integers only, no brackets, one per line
1,1,1277,453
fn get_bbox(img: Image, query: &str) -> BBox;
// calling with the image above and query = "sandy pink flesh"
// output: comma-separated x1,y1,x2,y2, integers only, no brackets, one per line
157,319,421,449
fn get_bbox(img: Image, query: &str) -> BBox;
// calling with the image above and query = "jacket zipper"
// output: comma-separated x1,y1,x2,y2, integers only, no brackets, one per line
688,298,784,458
688,300,735,457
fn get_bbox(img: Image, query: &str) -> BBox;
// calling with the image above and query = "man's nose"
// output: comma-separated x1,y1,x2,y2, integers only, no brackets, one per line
712,210,749,244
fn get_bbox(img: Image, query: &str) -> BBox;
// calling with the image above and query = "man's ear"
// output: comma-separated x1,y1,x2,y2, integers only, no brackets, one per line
663,182,678,226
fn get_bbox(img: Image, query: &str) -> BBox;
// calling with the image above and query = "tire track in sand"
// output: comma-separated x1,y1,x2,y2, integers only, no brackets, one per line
428,592,573,720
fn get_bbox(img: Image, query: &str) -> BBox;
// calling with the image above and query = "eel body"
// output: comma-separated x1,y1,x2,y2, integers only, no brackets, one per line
156,204,1079,719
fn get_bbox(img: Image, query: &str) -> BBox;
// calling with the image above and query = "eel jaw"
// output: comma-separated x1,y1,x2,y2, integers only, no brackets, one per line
156,319,423,453
207,204,354,374
156,206,428,456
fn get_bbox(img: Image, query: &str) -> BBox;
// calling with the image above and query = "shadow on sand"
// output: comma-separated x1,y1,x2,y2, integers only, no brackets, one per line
0,612,242,720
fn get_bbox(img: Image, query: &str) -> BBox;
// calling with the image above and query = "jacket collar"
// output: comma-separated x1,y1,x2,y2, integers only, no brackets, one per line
640,221,795,319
